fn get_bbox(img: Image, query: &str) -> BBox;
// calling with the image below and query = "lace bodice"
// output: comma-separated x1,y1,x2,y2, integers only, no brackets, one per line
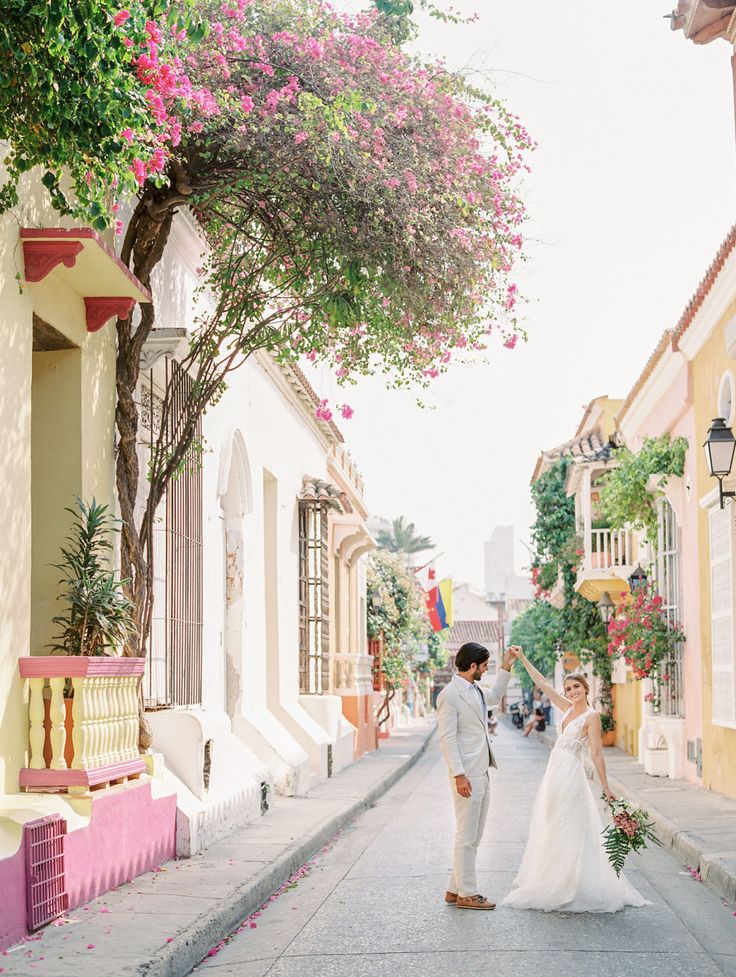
555,707,594,754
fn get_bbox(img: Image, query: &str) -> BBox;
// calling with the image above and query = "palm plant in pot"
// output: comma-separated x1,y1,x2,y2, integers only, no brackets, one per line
44,499,137,766
50,498,137,658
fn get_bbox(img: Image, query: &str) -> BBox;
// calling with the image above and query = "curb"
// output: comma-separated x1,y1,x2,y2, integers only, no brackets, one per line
602,775,736,904
137,722,437,977
528,726,736,905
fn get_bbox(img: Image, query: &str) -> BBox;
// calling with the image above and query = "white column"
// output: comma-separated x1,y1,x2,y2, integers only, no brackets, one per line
582,467,593,568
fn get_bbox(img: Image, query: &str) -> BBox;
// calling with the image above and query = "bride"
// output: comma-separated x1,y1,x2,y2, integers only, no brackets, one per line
502,646,649,913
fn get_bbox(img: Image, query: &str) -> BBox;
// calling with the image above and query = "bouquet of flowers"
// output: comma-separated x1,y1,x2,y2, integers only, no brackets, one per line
601,797,661,875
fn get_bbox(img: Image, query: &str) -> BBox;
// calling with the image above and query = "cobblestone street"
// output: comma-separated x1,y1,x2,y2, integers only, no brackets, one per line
192,725,736,977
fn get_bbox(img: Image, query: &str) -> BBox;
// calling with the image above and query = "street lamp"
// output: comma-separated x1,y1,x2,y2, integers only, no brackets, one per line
627,564,648,593
597,591,615,626
704,417,736,509
371,593,383,609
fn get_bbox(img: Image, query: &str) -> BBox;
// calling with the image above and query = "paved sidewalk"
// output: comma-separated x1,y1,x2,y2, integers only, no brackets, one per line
531,723,736,903
0,722,436,977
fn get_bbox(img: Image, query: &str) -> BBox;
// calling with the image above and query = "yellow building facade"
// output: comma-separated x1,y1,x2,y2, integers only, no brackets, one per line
0,173,148,796
676,227,736,798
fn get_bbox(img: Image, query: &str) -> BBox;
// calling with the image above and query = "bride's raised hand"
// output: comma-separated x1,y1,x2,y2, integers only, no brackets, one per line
508,645,527,666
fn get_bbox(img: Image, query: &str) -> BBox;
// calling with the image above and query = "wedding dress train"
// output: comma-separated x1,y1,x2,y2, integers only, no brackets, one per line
502,706,650,913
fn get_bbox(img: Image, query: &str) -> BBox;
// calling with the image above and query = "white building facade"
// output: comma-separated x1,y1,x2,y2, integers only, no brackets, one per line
137,213,377,854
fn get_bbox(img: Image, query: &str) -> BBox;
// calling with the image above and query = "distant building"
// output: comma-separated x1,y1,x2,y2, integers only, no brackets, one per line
484,526,533,601
432,582,526,706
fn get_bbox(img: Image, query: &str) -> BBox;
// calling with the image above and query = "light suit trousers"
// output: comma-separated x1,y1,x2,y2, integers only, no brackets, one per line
447,772,490,898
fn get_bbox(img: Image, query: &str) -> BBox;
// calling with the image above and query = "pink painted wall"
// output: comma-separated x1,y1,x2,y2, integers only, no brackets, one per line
0,781,176,950
624,358,703,783
0,845,26,951
65,782,176,906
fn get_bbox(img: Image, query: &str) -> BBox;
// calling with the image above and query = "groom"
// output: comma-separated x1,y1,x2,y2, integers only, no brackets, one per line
437,642,517,910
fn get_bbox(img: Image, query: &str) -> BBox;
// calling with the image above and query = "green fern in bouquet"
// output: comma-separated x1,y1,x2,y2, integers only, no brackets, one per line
602,796,661,876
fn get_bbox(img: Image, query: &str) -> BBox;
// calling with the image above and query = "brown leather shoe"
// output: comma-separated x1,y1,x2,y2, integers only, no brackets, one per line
445,891,458,904
456,894,496,910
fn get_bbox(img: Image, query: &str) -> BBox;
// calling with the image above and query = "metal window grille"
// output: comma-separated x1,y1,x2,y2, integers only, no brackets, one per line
138,362,203,707
298,500,329,694
166,360,204,707
24,816,69,931
655,500,684,717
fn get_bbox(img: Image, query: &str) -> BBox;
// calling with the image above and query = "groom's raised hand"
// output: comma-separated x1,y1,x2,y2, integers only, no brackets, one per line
501,646,520,671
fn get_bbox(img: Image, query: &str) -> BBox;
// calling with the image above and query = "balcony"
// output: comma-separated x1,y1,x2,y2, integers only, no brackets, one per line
19,656,147,795
575,527,636,602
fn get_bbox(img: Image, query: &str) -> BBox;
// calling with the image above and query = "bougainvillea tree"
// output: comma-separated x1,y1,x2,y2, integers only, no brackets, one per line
1,0,533,683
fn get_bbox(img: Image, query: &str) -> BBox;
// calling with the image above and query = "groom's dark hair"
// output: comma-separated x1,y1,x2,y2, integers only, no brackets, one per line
455,642,490,671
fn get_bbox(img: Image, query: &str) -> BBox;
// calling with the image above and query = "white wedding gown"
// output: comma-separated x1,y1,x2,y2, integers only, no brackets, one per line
502,706,650,913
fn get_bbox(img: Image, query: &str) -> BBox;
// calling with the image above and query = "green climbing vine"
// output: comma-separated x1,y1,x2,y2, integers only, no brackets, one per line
598,434,688,543
519,455,613,729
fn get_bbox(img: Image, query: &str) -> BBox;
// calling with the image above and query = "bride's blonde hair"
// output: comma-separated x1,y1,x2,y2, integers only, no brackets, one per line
563,673,590,700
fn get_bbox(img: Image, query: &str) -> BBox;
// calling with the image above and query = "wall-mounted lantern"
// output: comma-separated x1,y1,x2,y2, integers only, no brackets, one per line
627,564,648,593
704,417,736,509
597,591,615,625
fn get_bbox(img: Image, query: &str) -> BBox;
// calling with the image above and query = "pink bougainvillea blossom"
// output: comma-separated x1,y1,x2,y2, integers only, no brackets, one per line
315,399,333,422
79,0,533,399
131,158,146,186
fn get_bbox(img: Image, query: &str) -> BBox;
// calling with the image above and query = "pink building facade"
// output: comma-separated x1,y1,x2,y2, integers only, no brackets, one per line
617,344,703,783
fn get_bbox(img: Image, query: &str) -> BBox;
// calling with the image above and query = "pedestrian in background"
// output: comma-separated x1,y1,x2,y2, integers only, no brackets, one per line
540,691,552,726
523,707,546,738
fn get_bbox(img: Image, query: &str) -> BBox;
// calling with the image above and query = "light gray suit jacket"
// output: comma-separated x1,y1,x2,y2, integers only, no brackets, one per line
437,670,511,778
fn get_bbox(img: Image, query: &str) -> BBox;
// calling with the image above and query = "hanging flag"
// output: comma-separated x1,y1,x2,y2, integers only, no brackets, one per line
426,578,453,632
439,578,454,628
425,585,442,631
414,560,437,592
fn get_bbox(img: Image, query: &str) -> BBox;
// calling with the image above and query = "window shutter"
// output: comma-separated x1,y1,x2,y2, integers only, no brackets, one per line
709,506,736,726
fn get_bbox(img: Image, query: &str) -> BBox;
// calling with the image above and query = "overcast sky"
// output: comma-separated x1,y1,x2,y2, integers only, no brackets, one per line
309,0,736,589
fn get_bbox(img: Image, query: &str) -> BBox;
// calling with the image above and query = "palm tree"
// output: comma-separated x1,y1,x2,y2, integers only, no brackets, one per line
376,516,434,557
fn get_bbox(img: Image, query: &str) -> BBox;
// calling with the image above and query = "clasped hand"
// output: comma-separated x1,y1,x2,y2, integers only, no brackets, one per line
502,645,522,670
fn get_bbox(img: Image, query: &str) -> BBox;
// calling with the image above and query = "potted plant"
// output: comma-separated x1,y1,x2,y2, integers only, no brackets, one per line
50,497,136,659
600,709,616,746
41,498,137,766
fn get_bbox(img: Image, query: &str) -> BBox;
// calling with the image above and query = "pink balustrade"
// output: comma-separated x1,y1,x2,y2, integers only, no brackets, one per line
19,657,147,794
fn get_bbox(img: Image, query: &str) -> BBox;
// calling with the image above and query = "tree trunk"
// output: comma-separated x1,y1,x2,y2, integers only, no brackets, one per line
115,185,187,755
116,187,181,658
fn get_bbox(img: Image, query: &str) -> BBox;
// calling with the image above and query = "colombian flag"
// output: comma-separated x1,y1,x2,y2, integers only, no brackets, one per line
426,579,453,632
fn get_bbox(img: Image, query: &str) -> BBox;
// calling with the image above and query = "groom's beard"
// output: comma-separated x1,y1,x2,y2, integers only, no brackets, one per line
471,666,482,682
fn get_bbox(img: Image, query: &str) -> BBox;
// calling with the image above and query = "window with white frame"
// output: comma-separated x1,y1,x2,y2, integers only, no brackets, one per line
709,505,736,727
655,500,684,717
298,500,329,695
